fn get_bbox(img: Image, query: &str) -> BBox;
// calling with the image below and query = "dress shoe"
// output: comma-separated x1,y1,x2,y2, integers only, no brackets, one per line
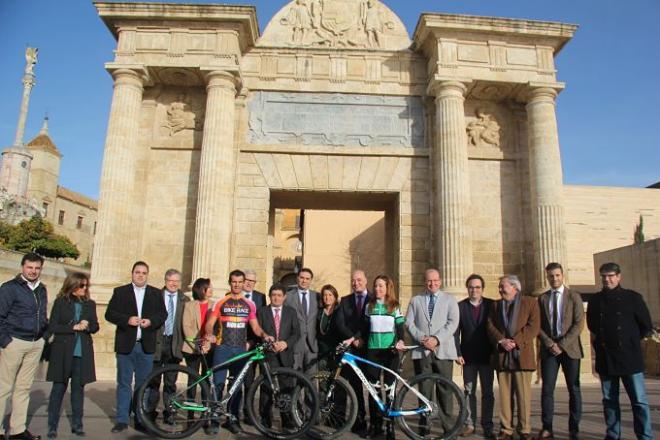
46,433,56,440
385,422,396,440
163,411,176,426
242,416,253,426
110,423,128,433
519,435,533,440
352,419,368,436
535,429,554,440
461,425,476,437
221,417,241,434
569,431,579,440
496,433,512,440
365,425,383,439
483,429,496,439
8,431,41,440
71,428,85,437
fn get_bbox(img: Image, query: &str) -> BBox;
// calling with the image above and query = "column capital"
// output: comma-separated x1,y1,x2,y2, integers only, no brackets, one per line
105,63,149,89
526,82,565,105
427,76,472,99
200,68,241,93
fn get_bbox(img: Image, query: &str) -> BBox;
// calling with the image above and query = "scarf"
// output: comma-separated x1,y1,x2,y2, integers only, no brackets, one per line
501,292,521,370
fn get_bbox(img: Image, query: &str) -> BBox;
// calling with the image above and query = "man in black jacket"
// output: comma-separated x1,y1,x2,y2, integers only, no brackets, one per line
105,261,167,434
587,262,653,440
241,269,266,425
454,274,495,439
334,269,370,436
0,252,48,440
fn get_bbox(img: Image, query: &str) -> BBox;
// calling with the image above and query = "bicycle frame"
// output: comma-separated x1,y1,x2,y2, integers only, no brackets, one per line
171,344,270,413
337,351,432,417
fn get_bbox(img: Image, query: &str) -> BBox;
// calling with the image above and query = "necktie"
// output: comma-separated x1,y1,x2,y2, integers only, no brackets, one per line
165,293,175,336
274,308,281,339
301,291,308,317
428,294,436,318
245,292,251,301
356,294,364,316
552,291,559,338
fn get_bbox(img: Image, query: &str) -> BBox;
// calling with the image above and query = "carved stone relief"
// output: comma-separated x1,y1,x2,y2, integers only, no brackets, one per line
247,91,424,148
156,89,205,149
466,109,501,148
262,0,411,51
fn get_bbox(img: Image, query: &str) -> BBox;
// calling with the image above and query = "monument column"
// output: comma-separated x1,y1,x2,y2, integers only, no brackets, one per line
526,86,567,292
191,70,239,284
91,67,146,288
431,80,473,294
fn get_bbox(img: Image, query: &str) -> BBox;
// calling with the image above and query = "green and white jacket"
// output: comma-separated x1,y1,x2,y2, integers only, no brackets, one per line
366,301,405,350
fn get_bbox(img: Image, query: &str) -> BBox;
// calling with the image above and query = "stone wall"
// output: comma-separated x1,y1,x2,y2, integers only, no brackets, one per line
593,238,660,326
564,185,660,287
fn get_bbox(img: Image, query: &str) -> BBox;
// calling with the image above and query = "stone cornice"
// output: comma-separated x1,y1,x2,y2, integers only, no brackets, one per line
413,13,578,54
94,1,259,52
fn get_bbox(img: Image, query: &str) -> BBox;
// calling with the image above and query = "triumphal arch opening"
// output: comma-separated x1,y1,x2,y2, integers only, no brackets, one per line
92,0,576,307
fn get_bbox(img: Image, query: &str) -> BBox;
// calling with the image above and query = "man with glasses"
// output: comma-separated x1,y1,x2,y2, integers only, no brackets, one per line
240,269,266,425
454,274,495,439
587,262,653,440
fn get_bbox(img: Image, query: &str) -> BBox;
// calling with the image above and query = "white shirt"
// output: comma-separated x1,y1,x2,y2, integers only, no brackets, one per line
426,290,441,311
21,275,41,291
549,285,565,337
133,283,146,341
271,306,282,319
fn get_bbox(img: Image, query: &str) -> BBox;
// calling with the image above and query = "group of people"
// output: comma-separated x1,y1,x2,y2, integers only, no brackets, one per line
0,253,654,440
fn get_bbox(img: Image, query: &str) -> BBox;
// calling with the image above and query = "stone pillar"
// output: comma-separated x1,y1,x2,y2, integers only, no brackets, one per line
191,70,239,284
431,80,473,294
91,67,146,288
526,86,567,292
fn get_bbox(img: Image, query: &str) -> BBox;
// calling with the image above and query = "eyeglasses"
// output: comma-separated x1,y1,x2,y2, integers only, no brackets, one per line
245,279,256,283
79,283,89,289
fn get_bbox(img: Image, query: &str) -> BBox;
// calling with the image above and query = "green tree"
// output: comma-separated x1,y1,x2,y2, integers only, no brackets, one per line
634,215,645,244
4,216,80,259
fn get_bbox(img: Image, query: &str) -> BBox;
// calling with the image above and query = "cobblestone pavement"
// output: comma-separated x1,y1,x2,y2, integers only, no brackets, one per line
17,378,660,439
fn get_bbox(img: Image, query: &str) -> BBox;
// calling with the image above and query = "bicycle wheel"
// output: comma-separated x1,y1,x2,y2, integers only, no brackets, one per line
135,364,212,439
245,367,320,440
307,371,358,439
394,373,467,440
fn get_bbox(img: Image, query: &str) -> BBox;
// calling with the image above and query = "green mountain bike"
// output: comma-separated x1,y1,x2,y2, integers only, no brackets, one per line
135,340,319,439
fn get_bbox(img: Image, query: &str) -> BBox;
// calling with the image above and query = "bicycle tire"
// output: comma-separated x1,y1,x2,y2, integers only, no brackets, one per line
136,364,211,439
245,367,320,440
394,372,467,440
307,371,358,439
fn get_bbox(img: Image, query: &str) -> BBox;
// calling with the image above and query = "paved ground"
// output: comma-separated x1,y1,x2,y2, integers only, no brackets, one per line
19,378,660,439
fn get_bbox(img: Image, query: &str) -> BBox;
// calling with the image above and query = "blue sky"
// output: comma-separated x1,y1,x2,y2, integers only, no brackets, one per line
1,0,658,199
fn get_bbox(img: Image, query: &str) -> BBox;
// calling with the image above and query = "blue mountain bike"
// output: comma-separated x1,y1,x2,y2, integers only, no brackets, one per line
309,343,467,440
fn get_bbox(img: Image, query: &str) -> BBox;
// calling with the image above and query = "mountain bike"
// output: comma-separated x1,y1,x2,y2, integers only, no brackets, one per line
135,340,319,439
308,343,467,440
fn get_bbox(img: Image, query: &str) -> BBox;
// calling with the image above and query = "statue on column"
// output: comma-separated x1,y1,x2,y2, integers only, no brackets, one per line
24,47,38,75
360,0,382,48
282,0,313,44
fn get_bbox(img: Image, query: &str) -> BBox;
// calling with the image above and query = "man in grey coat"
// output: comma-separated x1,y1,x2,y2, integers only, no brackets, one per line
406,268,460,434
145,269,190,425
284,268,318,374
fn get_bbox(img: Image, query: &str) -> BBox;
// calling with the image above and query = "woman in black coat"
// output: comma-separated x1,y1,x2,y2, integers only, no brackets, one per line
46,272,99,439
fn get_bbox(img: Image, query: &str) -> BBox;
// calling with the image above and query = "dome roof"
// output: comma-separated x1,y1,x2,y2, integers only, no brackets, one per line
26,117,61,157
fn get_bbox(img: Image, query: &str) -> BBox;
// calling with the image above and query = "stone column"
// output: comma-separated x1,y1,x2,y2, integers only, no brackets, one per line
191,70,239,284
91,67,146,288
431,80,473,294
526,86,567,292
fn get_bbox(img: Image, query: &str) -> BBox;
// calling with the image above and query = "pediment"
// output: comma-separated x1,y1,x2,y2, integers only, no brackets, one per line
260,0,411,51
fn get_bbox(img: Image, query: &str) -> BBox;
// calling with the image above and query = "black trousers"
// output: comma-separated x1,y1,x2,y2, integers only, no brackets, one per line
365,349,399,428
47,357,84,432
146,336,182,416
341,348,367,426
183,351,214,423
540,352,581,432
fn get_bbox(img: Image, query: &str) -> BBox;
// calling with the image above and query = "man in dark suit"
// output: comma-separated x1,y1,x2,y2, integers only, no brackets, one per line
454,274,495,439
241,269,266,425
145,268,190,425
105,261,167,433
536,263,583,440
284,268,318,374
334,269,370,435
587,262,653,440
256,283,300,427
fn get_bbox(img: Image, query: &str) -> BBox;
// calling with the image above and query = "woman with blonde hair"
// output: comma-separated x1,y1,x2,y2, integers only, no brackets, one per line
46,272,99,439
